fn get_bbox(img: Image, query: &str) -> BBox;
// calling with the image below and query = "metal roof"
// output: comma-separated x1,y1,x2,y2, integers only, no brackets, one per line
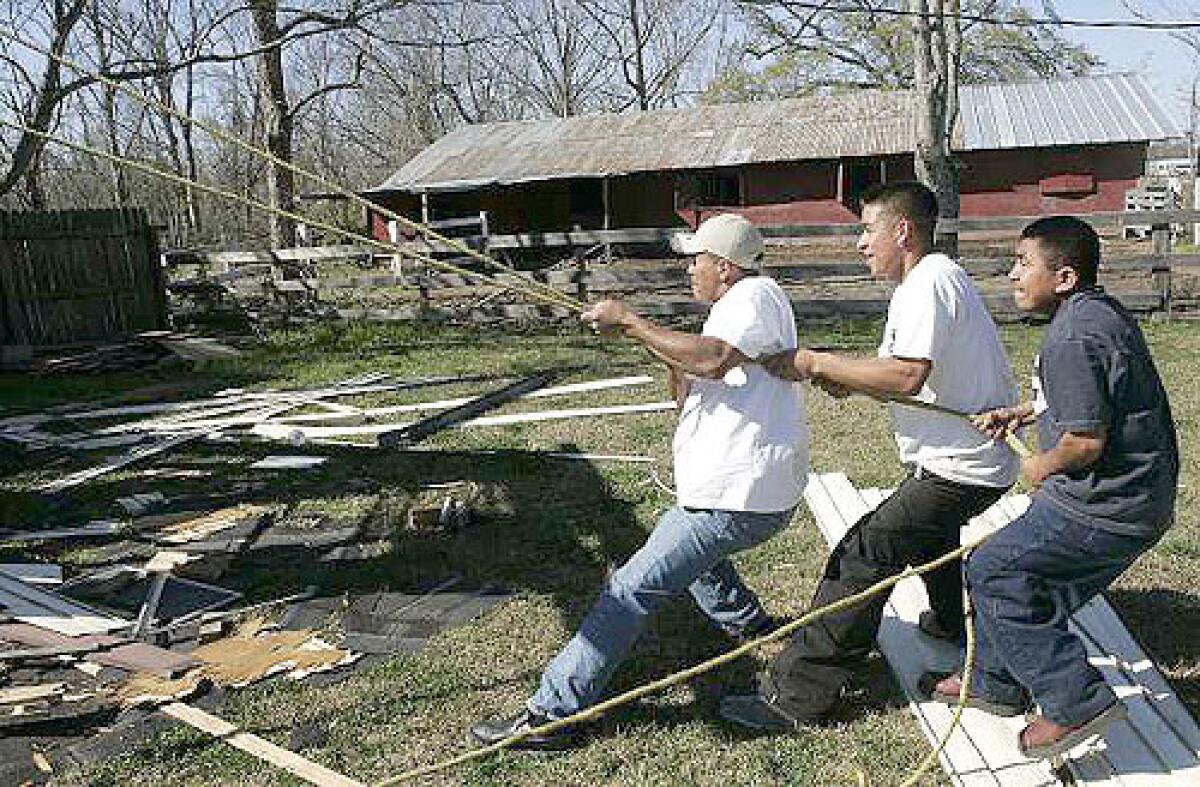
371,74,1179,194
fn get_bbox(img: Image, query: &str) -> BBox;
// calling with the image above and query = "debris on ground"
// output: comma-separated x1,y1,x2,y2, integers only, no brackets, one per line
0,370,661,777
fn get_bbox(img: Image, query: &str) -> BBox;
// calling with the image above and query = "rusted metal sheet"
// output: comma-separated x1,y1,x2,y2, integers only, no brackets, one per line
370,75,1176,195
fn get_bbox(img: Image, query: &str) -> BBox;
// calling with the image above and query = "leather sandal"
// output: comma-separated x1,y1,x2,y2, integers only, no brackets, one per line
1018,702,1127,759
916,671,1028,717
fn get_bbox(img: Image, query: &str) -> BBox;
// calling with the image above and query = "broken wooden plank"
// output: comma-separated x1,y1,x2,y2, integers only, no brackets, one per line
0,564,62,586
248,455,328,470
378,371,557,448
153,504,274,546
0,683,66,706
0,571,128,637
269,374,655,426
35,432,206,495
160,702,365,787
0,520,125,546
253,401,677,442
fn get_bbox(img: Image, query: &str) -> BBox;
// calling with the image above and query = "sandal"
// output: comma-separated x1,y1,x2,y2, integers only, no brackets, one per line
1018,702,1126,759
916,671,1028,717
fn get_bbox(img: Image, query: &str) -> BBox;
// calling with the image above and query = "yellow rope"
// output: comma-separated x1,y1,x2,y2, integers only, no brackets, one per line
0,28,585,314
0,35,1032,779
0,118,581,314
897,589,979,787
373,529,1001,786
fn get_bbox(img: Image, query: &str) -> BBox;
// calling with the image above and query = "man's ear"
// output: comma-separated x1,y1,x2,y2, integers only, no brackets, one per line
717,259,737,283
1053,265,1080,295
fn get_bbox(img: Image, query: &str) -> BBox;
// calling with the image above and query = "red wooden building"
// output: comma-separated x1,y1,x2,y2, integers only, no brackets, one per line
363,74,1178,240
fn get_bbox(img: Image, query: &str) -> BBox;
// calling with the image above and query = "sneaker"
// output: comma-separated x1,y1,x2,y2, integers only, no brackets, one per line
721,615,784,645
1018,702,1126,760
468,708,580,751
718,692,813,732
917,609,965,643
916,672,1028,717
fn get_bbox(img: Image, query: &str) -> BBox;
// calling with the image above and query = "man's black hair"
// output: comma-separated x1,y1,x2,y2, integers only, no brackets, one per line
859,181,939,243
1020,215,1100,287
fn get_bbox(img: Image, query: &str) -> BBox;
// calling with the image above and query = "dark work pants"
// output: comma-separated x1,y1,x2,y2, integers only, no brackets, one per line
762,470,1006,720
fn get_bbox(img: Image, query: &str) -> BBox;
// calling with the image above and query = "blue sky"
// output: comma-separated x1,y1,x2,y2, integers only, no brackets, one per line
1032,1,1197,120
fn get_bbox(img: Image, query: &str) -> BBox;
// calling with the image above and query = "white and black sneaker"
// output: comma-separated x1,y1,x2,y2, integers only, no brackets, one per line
468,708,580,751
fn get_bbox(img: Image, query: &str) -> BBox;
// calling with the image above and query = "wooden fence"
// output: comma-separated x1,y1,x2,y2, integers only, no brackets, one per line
163,210,1200,326
0,209,165,348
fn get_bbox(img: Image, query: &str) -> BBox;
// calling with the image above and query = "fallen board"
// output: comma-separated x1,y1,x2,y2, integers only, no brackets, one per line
0,571,128,637
252,401,676,441
160,702,364,787
803,473,1200,786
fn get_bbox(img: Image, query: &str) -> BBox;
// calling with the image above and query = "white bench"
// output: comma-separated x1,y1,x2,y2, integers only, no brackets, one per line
803,472,1200,786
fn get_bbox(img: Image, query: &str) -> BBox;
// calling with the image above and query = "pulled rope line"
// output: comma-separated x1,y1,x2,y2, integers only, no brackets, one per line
375,531,995,785
0,118,581,314
898,591,979,787
374,392,1025,784
0,28,583,313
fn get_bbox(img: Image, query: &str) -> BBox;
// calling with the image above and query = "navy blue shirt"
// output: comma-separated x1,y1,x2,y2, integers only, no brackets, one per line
1034,288,1178,537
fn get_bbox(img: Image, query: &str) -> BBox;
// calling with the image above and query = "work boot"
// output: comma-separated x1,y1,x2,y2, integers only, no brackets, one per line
468,708,580,751
719,692,814,732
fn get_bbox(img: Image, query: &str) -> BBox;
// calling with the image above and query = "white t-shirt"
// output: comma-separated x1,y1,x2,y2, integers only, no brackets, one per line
879,253,1019,487
673,276,810,512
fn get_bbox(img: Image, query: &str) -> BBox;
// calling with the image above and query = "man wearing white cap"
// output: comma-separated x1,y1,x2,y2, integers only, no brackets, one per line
470,213,810,749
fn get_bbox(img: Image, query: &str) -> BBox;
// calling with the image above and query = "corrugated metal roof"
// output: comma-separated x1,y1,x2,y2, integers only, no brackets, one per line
371,74,1179,194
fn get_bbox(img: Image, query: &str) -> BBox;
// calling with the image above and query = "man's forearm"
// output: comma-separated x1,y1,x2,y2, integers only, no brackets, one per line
809,352,930,398
665,363,690,409
622,313,741,379
1041,431,1105,474
1024,428,1106,486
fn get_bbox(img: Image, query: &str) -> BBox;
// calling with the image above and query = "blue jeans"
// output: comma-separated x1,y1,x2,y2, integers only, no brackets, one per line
529,505,793,719
965,497,1158,726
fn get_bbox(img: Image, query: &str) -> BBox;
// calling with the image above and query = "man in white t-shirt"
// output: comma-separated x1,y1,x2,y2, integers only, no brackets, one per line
721,182,1019,731
470,213,810,749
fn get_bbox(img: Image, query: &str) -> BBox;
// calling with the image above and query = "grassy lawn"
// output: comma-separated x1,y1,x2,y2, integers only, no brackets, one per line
3,316,1197,786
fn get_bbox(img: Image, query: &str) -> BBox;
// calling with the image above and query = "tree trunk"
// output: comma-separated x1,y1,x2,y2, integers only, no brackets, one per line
0,0,88,200
628,0,649,110
911,0,961,257
249,0,295,249
89,5,130,206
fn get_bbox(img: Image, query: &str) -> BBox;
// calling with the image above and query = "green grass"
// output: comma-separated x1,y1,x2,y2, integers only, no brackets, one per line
5,316,1196,786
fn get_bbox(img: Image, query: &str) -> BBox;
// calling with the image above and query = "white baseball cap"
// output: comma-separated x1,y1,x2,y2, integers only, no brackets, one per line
673,213,764,271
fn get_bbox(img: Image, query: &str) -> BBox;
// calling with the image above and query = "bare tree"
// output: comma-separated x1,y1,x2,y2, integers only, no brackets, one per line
911,0,961,255
712,0,1097,100
579,0,724,110
0,0,89,206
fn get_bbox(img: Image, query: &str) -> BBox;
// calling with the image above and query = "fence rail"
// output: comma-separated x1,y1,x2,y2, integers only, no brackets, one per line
165,210,1199,326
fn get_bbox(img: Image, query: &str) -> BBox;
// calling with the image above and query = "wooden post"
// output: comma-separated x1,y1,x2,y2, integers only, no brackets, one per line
576,253,588,304
418,265,431,315
1152,224,1172,321
602,177,612,264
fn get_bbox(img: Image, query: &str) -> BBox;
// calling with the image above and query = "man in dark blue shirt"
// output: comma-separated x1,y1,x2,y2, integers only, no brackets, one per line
922,215,1179,759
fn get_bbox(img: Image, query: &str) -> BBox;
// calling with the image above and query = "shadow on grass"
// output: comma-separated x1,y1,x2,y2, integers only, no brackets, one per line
1107,587,1200,716
2,438,650,638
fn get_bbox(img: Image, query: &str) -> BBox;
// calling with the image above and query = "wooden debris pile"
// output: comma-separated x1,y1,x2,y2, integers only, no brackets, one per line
0,369,666,782
1,331,244,375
